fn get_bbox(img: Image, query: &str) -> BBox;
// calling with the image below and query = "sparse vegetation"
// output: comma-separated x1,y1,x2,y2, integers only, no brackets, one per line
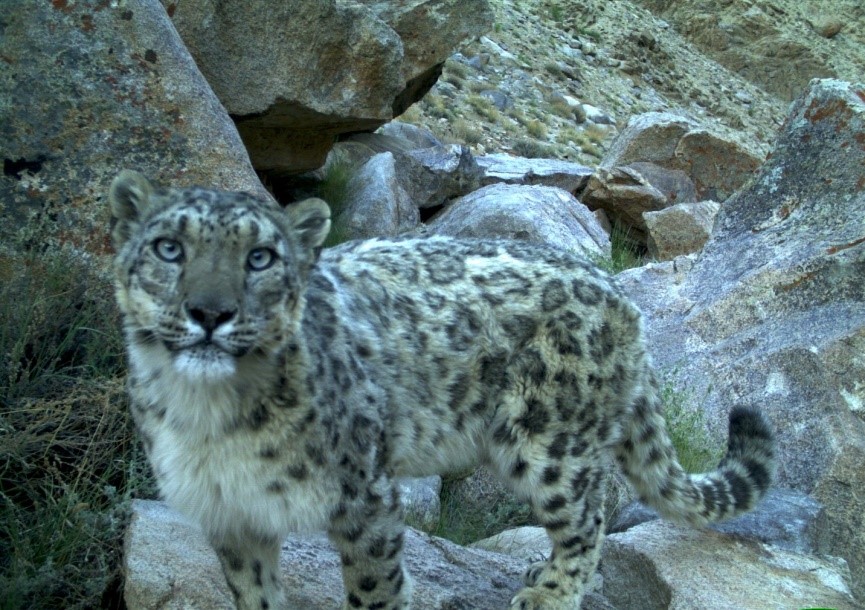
556,126,582,145
580,141,604,159
546,2,565,25
543,61,564,78
512,137,558,159
593,220,645,274
316,152,353,215
443,71,466,90
443,59,469,81
467,80,492,95
467,94,500,122
578,26,602,42
432,478,534,545
315,152,357,248
660,380,723,473
549,97,575,120
422,94,453,120
0,251,155,610
525,119,548,139
396,104,424,125
584,124,609,145
452,117,484,145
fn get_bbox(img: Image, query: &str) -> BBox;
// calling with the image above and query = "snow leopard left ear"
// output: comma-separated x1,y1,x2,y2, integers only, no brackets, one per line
288,197,331,250
109,170,153,249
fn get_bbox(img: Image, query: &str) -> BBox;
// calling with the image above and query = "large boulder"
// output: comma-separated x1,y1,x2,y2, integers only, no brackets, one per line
162,0,493,172
599,521,857,610
617,79,865,601
324,131,481,211
358,1,497,115
0,0,265,254
427,183,611,258
596,112,762,203
580,165,669,232
476,153,594,193
643,200,720,261
336,152,420,240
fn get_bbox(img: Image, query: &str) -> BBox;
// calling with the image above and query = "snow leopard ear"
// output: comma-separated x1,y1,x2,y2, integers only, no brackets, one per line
109,170,154,248
288,197,331,250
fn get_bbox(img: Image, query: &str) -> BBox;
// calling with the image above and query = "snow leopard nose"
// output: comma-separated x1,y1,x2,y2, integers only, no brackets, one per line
184,301,238,334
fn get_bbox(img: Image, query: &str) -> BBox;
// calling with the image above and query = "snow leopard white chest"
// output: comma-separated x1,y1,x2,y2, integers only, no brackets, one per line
138,368,339,542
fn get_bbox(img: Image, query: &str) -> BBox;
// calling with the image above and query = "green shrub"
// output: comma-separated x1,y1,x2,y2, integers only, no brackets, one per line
316,153,353,215
578,26,602,42
556,126,582,145
525,119,548,140
443,72,466,90
423,94,452,120
593,221,645,274
549,98,575,120
396,104,424,125
432,478,533,545
512,138,558,159
467,94,500,122
660,380,723,473
548,3,564,24
315,152,357,248
452,118,484,145
443,59,468,81
0,254,124,401
584,124,609,145
544,61,564,78
581,141,604,159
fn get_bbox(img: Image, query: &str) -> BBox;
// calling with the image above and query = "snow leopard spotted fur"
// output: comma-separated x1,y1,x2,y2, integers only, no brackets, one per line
109,170,775,610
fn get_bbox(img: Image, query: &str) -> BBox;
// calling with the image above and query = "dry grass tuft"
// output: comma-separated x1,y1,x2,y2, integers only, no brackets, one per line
0,251,154,610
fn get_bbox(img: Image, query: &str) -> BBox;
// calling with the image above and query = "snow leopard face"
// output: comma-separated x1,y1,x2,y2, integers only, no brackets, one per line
109,170,330,381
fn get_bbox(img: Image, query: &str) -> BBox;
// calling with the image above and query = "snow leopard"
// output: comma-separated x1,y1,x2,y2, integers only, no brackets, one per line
109,170,775,610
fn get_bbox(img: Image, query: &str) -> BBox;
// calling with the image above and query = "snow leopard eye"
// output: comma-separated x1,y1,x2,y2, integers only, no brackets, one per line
153,238,183,263
247,247,277,271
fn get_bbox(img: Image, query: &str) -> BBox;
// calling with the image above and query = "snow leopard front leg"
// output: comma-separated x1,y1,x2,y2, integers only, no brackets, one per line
214,534,284,610
327,474,413,610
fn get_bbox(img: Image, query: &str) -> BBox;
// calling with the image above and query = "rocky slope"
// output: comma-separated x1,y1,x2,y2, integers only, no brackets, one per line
398,0,864,167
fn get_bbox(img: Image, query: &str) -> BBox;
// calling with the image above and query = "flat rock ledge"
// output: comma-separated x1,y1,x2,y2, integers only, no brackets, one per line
124,500,857,610
124,500,527,610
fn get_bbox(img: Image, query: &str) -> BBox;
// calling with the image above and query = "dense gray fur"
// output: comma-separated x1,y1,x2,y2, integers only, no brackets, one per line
109,171,776,610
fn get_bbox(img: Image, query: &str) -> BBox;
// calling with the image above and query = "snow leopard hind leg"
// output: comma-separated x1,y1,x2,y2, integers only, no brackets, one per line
484,350,622,610
487,347,774,610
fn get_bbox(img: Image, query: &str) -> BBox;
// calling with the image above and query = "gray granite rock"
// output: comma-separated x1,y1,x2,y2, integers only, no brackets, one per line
338,152,420,239
162,0,493,171
600,521,857,610
618,79,865,601
427,183,610,258
477,153,593,192
0,0,265,253
643,200,720,260
124,500,527,610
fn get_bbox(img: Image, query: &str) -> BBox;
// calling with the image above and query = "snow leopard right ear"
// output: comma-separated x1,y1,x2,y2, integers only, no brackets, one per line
288,197,332,250
109,170,153,248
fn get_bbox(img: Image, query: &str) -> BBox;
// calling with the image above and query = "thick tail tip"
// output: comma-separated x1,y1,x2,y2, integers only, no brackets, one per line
725,406,776,500
729,406,773,443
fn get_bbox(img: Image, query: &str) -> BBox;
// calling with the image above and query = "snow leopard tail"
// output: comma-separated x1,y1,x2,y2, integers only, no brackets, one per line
615,379,776,527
